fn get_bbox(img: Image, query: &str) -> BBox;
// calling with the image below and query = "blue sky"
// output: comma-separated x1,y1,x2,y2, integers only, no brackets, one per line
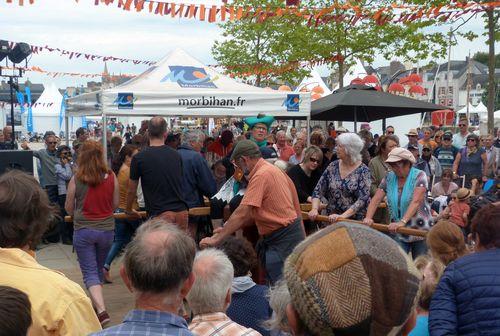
0,0,490,89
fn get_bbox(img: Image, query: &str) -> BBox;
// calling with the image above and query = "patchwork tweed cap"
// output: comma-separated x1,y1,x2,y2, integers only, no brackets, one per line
284,222,420,336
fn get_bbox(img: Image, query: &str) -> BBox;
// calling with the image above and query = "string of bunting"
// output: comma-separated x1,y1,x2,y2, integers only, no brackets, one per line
0,101,55,108
5,0,499,25
5,41,155,66
1,65,136,79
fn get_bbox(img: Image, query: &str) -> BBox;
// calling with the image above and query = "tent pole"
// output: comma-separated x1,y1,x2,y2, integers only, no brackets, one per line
65,115,69,146
102,113,107,164
354,108,358,132
307,115,311,146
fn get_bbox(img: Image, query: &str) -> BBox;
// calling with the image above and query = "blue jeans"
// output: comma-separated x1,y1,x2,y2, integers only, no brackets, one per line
397,238,428,259
74,228,114,288
103,211,141,270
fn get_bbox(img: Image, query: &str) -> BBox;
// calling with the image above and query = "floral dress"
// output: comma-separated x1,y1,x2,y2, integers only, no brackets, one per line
312,160,371,220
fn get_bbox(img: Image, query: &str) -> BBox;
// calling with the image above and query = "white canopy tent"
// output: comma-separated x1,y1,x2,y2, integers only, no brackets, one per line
295,69,331,101
67,48,311,119
31,83,63,134
32,83,83,136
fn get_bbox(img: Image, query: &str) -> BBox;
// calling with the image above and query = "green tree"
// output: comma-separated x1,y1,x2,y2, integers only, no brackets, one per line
473,51,500,68
212,0,312,87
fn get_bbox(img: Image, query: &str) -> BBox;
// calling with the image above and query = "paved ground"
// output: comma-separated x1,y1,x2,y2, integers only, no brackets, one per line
36,243,134,327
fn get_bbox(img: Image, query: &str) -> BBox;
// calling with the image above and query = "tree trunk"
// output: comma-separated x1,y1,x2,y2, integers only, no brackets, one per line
337,58,345,127
487,9,495,134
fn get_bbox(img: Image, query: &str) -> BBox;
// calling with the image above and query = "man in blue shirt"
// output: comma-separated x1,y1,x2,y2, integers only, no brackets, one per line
92,218,196,336
177,130,217,241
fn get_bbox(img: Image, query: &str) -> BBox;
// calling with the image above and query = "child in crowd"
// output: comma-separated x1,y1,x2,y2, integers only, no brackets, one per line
436,188,471,236
410,257,445,336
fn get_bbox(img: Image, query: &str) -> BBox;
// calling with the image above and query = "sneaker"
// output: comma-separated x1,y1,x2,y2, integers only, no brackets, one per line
103,268,113,284
97,310,110,327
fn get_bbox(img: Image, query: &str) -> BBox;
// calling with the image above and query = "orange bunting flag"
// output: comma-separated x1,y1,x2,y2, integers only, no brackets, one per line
199,4,206,21
188,4,196,18
208,5,217,22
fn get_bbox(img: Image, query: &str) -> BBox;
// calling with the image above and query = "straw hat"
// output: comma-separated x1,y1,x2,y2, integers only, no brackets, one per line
406,129,418,136
456,188,471,201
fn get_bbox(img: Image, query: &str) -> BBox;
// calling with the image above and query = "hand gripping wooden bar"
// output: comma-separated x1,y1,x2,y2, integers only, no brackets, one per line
300,212,427,238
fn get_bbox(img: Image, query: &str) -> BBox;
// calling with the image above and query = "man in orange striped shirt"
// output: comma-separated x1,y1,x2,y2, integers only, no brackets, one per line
200,140,305,284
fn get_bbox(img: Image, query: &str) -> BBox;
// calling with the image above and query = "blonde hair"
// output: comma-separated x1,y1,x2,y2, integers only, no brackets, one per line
427,220,468,265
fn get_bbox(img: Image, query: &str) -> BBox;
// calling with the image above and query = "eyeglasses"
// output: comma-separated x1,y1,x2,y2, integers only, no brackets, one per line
423,148,431,152
253,126,267,131
459,124,466,127
467,138,476,142
435,136,441,139
48,142,57,145
309,158,320,163
443,138,451,141
387,131,394,134
61,152,70,156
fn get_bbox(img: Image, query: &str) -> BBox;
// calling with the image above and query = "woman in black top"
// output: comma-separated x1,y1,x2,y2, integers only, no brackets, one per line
287,145,323,203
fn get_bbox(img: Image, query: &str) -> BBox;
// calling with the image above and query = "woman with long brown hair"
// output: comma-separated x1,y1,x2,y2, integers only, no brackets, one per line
65,140,119,327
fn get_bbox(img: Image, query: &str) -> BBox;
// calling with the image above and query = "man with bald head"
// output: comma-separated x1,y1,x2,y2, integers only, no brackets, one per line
91,218,196,335
126,117,188,231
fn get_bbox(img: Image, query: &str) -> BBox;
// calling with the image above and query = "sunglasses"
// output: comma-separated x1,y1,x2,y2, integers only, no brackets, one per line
309,158,320,163
387,131,394,134
443,138,451,141
467,138,476,142
61,152,70,156
423,148,431,152
48,142,57,145
435,136,441,139
459,124,466,127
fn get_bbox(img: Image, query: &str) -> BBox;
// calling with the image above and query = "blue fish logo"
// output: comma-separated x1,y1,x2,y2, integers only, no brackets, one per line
161,66,218,88
113,93,136,109
283,94,300,112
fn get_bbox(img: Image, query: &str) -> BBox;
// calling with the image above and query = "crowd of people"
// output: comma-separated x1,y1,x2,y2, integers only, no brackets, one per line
0,114,499,336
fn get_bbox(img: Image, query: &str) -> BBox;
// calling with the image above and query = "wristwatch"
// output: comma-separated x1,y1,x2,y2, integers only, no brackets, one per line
400,218,408,225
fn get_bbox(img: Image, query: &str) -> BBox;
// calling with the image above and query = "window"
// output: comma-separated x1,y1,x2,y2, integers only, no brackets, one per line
448,86,453,94
439,87,446,95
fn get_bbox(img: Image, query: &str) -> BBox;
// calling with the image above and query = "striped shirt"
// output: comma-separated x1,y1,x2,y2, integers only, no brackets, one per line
240,158,301,235
189,312,262,336
91,310,193,336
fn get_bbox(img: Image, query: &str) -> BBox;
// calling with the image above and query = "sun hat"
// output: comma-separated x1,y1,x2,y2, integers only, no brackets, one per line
230,140,261,161
405,129,418,136
386,147,416,164
284,222,420,335
456,188,471,201
336,126,348,133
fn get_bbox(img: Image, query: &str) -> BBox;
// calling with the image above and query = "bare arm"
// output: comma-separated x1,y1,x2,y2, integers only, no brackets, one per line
112,174,120,210
65,177,76,216
452,152,461,176
126,179,139,213
200,204,254,247
365,188,385,220
481,152,488,178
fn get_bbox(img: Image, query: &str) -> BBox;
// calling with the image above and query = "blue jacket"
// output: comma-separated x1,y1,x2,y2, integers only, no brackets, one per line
178,144,216,208
429,249,500,336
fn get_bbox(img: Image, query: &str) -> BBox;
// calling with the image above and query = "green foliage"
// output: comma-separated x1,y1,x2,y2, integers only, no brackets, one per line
481,79,500,111
212,0,458,87
473,52,500,68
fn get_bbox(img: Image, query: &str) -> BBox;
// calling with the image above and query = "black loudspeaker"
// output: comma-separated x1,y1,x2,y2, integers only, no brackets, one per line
0,150,34,175
0,40,10,62
8,42,31,64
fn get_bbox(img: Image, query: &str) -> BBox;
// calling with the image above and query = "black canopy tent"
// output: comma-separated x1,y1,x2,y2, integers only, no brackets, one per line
311,84,447,131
